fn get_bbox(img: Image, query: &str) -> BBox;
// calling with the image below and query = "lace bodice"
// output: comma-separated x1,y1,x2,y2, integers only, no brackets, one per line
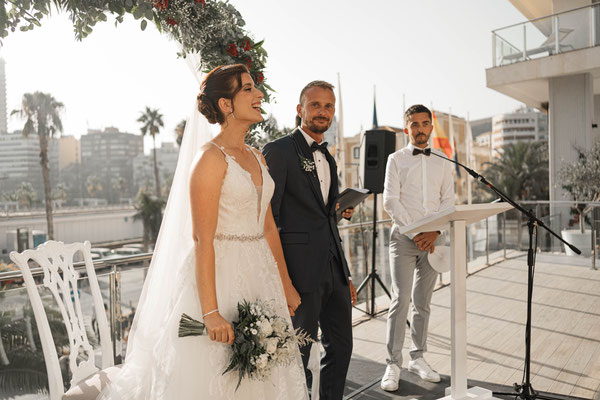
209,142,274,237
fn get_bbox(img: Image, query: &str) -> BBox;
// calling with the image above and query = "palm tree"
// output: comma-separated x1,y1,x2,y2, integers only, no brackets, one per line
52,183,68,207
86,175,103,199
483,141,549,248
16,182,37,209
134,191,165,252
137,107,164,198
11,92,64,240
112,175,128,204
483,141,549,201
175,119,186,147
0,303,69,394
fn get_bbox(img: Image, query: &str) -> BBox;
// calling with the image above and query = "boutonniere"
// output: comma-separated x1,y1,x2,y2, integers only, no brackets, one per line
299,154,316,173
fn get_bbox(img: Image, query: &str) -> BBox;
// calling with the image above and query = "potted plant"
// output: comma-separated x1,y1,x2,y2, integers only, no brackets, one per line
558,142,600,256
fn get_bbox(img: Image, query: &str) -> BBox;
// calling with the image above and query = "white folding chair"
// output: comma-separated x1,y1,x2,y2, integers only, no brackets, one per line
10,240,121,400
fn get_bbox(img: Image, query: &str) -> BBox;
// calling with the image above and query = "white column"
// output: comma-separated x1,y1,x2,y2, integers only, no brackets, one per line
548,73,594,250
451,219,467,399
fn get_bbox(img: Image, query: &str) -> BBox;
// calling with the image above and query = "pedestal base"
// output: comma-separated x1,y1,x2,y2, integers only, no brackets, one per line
439,386,502,400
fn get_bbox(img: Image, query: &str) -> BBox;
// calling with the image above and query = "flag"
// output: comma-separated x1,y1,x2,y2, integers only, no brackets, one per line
372,86,378,128
432,111,452,158
448,113,461,178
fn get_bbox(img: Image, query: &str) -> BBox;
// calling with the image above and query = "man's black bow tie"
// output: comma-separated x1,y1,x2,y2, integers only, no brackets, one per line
412,148,431,156
311,141,329,154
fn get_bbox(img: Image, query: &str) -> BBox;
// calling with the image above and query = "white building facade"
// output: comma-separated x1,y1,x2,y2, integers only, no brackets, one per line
491,107,548,154
486,0,600,203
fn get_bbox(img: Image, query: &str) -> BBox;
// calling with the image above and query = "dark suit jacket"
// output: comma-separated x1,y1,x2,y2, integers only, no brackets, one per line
263,129,350,293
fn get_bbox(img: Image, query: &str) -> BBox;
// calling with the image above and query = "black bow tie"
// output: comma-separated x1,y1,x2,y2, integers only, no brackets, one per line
412,148,431,156
311,141,329,154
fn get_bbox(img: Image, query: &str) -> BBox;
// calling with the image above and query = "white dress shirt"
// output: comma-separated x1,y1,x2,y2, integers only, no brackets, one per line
300,128,331,205
383,143,455,235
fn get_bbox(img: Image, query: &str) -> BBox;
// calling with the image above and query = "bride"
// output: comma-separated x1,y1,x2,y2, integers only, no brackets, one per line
99,64,308,399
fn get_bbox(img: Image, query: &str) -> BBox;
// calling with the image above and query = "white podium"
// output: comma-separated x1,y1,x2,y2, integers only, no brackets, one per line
398,203,513,400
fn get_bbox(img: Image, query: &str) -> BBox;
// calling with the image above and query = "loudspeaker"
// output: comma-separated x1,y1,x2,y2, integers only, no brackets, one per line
363,129,396,194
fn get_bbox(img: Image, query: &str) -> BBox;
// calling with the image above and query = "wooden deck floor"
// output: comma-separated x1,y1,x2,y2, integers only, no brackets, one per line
349,252,600,399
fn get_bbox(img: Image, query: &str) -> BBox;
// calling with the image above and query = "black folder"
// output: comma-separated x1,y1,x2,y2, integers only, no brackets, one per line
336,188,371,222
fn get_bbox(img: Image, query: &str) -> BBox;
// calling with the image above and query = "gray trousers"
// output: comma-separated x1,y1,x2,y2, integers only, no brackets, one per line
385,227,443,366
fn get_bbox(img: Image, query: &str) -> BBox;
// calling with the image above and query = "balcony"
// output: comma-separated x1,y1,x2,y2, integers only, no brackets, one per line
492,4,600,67
486,4,600,110
1,200,599,399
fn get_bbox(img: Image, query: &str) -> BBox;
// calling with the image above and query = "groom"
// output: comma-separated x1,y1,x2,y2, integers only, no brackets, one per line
263,80,356,400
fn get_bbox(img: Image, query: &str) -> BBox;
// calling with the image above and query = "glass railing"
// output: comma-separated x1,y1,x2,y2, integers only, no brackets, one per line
0,199,598,397
492,3,600,66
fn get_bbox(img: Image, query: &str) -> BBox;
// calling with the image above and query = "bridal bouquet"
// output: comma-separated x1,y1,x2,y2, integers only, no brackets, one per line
178,299,312,389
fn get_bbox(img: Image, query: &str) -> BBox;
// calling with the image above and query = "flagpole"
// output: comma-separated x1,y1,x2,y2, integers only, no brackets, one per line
336,72,346,189
466,112,473,205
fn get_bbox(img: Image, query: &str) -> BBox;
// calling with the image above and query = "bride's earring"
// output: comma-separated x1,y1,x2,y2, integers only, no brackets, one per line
230,111,236,119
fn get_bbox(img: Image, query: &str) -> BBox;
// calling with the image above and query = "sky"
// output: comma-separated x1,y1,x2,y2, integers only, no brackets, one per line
1,0,526,150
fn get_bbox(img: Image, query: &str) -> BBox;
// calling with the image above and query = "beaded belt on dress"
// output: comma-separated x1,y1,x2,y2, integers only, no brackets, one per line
214,233,264,242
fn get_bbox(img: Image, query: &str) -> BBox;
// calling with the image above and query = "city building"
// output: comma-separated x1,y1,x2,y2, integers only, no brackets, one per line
491,107,548,154
58,135,81,171
486,0,600,203
132,141,180,195
80,127,143,203
0,131,59,198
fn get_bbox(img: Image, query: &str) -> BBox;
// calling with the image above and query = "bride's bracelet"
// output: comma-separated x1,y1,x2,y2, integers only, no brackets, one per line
202,309,219,318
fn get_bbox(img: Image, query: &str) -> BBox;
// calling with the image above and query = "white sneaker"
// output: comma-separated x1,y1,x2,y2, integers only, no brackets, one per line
380,364,401,392
407,357,441,383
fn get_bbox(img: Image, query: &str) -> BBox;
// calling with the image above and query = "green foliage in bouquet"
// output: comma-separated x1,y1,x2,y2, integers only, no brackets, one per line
177,299,312,391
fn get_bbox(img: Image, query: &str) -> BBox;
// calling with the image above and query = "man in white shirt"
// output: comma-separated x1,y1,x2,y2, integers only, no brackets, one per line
380,104,455,391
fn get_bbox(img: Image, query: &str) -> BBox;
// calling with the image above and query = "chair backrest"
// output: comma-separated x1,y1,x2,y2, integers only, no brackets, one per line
10,240,113,399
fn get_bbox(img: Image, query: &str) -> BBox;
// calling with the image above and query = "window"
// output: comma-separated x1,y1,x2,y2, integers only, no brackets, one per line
353,147,360,159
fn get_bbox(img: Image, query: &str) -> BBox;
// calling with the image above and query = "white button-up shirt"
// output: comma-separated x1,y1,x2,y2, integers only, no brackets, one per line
383,143,455,235
300,128,331,205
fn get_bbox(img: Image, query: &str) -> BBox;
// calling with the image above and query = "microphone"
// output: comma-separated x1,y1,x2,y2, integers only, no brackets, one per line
428,150,488,188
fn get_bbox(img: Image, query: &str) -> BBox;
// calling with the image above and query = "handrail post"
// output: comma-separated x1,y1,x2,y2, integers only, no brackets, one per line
109,264,123,364
589,4,597,47
592,206,597,271
485,217,490,265
492,32,497,67
554,15,560,54
503,212,507,259
523,24,527,61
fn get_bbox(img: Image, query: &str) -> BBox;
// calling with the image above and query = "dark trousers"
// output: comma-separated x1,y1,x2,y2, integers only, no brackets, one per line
292,256,353,400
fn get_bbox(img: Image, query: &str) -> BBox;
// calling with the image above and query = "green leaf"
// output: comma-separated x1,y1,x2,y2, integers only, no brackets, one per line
251,40,264,49
133,7,144,20
141,19,147,31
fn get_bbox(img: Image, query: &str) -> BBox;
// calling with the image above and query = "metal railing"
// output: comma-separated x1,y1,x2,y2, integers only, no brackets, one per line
492,3,600,66
0,200,598,397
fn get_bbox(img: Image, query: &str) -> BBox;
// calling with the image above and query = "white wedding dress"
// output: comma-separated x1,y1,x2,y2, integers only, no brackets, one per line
100,142,308,400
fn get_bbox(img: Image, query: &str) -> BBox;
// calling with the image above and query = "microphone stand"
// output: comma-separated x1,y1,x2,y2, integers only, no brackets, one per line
429,151,581,400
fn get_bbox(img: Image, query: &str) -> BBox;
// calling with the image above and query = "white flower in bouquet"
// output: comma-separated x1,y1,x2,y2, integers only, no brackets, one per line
256,353,269,370
258,318,273,337
266,337,278,355
178,299,312,391
272,319,287,336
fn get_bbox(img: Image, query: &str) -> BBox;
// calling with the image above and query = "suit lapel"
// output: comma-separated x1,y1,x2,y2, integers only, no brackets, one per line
291,129,327,213
324,150,339,214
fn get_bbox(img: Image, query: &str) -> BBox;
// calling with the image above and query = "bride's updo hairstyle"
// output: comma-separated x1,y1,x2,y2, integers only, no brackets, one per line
197,64,250,124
